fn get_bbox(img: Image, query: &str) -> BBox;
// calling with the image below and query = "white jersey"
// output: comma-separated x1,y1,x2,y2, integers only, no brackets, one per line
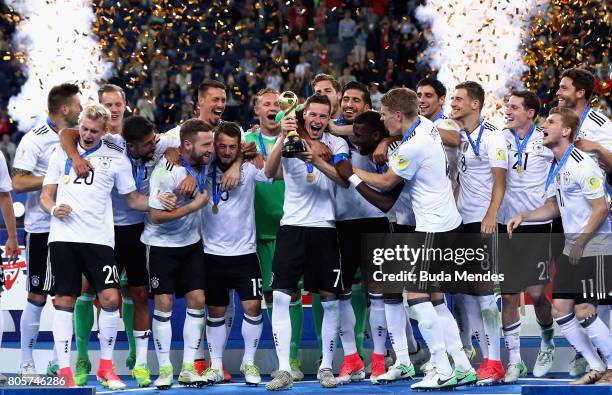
105,132,180,226
335,140,386,221
0,153,12,192
141,157,202,248
202,161,272,255
388,140,415,226
457,120,508,224
12,122,59,233
389,116,462,232
44,140,136,247
434,115,461,190
575,108,612,165
499,126,554,225
280,132,349,227
546,148,612,256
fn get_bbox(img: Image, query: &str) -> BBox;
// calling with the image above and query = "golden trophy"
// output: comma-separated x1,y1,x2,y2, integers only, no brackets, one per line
276,91,306,158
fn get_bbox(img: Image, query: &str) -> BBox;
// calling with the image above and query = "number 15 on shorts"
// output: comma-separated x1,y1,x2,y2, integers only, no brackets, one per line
251,278,262,297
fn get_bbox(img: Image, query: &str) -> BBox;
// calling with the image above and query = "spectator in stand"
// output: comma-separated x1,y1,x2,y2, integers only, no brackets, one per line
0,107,10,136
150,53,169,96
338,9,357,61
176,65,192,95
240,49,258,76
0,133,15,168
369,83,383,111
158,74,182,127
266,66,283,92
339,66,357,87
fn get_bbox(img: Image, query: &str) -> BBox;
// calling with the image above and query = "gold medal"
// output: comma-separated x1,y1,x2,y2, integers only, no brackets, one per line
212,204,219,214
307,173,314,182
63,175,70,184
516,165,523,174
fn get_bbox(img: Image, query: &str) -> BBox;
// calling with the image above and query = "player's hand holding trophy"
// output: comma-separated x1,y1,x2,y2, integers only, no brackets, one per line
276,91,307,157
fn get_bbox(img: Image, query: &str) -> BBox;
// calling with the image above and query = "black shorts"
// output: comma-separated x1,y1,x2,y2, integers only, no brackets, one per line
451,222,496,294
392,224,416,234
146,240,205,297
550,217,565,260
272,225,341,293
553,254,612,305
204,253,262,306
49,242,121,296
25,232,54,294
114,223,147,287
337,217,390,290
498,223,551,293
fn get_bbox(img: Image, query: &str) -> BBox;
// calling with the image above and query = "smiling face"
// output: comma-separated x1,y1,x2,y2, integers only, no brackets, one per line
186,131,214,165
556,76,581,109
198,87,227,125
379,104,402,136
127,132,157,162
542,113,569,148
254,92,280,132
350,122,380,155
416,85,444,120
100,91,126,131
450,88,479,122
505,95,534,130
304,102,330,139
341,89,369,123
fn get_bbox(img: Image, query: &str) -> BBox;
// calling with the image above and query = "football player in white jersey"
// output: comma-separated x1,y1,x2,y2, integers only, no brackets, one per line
143,118,211,389
556,67,612,375
40,104,156,389
498,91,556,382
508,107,612,385
450,81,508,384
264,93,350,391
12,83,82,378
200,122,271,386
332,81,384,384
60,113,180,387
348,88,476,390
0,150,19,385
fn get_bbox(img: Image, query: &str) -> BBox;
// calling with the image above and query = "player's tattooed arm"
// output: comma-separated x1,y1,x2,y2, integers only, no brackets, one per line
59,128,93,177
11,168,44,193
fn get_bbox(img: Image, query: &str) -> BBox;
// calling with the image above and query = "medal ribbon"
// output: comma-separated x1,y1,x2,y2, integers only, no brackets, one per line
179,155,206,193
544,144,574,196
64,140,102,180
464,118,485,157
211,161,224,207
514,123,536,168
126,148,146,191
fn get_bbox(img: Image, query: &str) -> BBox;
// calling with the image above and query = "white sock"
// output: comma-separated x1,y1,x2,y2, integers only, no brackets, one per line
339,295,357,356
195,325,206,361
433,301,472,371
134,330,150,366
98,307,119,361
20,299,44,364
225,290,235,345
453,294,473,349
404,305,419,353
241,313,263,365
503,321,522,365
581,314,612,369
52,307,73,370
477,294,501,361
184,308,205,365
152,310,172,367
321,298,340,370
271,291,292,372
385,301,410,365
464,294,488,359
411,300,452,376
556,313,605,371
368,296,387,355
206,316,226,370
597,306,610,330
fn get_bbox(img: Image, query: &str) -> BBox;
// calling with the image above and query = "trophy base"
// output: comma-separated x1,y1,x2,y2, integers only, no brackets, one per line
282,139,307,158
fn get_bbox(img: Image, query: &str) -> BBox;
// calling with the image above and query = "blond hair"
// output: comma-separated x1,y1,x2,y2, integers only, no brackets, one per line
380,88,418,118
79,103,111,129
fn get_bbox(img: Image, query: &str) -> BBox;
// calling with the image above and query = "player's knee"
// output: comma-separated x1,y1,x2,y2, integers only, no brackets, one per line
185,291,205,310
130,286,149,305
208,305,226,318
98,289,120,310
242,301,261,317
574,303,597,321
27,292,47,305
154,295,173,312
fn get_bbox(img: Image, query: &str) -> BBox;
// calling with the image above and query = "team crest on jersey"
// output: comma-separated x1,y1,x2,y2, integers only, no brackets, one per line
495,148,506,161
391,153,409,170
562,171,571,186
150,277,159,289
533,140,544,154
587,175,601,191
31,275,40,287
99,157,111,170
430,128,438,139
